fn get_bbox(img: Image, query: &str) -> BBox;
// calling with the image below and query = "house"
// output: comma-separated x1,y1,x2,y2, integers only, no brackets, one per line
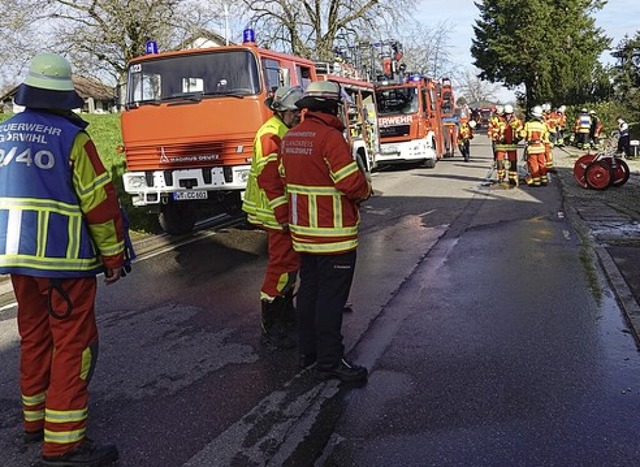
0,75,116,114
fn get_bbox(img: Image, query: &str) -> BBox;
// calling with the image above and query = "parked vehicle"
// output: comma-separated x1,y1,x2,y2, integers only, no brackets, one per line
119,30,317,234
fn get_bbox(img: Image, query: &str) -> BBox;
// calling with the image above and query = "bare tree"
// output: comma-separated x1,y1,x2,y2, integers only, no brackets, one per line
456,67,502,103
393,20,456,79
238,0,416,61
0,0,226,87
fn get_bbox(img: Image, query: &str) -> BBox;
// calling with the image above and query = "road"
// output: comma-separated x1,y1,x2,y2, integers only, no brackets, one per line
1,137,639,467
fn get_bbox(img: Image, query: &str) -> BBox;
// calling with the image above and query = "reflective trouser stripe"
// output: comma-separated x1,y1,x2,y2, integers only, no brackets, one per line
46,407,88,423
44,428,86,444
24,409,45,422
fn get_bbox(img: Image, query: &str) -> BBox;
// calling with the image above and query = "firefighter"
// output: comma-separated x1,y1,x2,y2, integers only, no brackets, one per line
242,85,304,350
555,105,567,147
0,53,125,466
617,116,632,158
488,105,504,161
543,105,558,172
277,81,372,383
457,118,475,162
495,104,523,186
521,105,550,187
574,108,592,149
589,110,603,150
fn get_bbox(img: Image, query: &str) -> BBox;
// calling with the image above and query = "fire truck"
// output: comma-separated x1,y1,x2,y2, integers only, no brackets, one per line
375,73,445,168
119,30,317,234
439,77,458,157
315,62,380,174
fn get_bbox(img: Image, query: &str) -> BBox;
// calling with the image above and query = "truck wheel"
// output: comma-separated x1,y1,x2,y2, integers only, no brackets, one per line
423,158,437,169
159,201,197,235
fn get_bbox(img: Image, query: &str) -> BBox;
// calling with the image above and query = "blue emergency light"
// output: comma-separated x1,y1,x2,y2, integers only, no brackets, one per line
145,40,158,54
409,73,422,82
243,28,256,44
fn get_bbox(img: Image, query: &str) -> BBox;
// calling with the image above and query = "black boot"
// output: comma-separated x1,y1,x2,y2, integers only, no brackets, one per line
41,438,118,466
260,299,296,350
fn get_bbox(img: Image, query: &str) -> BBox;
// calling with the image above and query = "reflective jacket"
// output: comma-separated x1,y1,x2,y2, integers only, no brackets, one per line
457,122,474,142
520,119,549,155
0,109,124,278
496,116,523,151
575,114,592,134
242,115,288,231
278,111,370,254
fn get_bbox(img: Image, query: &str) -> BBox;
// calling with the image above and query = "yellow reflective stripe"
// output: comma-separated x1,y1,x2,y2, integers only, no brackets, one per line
290,225,358,237
66,215,81,259
37,211,48,257
46,407,88,423
44,428,85,444
331,162,359,184
287,185,340,195
333,195,342,228
24,409,45,422
293,239,358,253
268,195,287,210
98,239,125,257
308,195,318,228
73,171,111,198
80,347,92,381
0,255,102,271
0,197,81,215
22,392,46,406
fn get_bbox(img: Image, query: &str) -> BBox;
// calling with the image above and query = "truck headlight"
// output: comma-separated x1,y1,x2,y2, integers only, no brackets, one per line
125,175,147,190
237,169,250,183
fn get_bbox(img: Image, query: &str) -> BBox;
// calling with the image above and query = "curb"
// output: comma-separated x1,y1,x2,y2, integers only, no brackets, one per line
594,246,640,342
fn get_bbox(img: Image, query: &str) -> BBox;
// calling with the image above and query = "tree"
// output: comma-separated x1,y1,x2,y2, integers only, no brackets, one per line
456,67,502,103
238,0,416,61
611,32,640,116
0,0,225,87
471,0,609,108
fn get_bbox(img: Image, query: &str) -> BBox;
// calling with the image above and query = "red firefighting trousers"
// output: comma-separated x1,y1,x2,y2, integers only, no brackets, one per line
12,274,98,457
527,152,548,186
495,150,507,181
261,229,299,299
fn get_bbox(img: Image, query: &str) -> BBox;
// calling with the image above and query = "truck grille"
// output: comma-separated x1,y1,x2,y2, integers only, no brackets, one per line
380,125,411,138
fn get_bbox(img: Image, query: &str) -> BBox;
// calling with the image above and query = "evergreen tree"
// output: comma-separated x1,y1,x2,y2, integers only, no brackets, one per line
471,0,609,109
611,32,640,117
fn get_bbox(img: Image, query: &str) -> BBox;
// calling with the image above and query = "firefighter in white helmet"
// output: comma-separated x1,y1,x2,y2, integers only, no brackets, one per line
242,85,304,350
488,105,505,161
520,105,550,186
495,104,523,185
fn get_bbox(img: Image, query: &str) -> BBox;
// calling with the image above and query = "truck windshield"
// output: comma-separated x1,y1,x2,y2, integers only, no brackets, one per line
375,87,419,116
126,50,261,105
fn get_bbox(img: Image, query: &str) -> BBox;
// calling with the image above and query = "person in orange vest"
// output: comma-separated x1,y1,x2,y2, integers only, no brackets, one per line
457,118,476,162
543,103,558,172
0,53,126,466
521,105,550,186
574,108,592,150
555,105,567,147
495,104,524,186
487,105,504,161
242,85,304,350
589,110,603,150
277,81,372,383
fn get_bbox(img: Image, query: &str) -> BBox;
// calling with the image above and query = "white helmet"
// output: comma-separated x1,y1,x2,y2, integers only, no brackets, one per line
531,105,543,118
558,105,566,113
504,104,514,114
495,105,504,114
542,102,551,112
268,85,304,111
468,120,477,128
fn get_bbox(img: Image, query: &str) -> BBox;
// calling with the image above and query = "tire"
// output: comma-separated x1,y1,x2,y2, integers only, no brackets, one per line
611,158,630,187
585,161,613,190
573,154,596,188
159,200,197,235
423,158,437,169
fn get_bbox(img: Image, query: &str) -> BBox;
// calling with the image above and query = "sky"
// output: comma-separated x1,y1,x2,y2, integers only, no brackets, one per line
416,0,640,103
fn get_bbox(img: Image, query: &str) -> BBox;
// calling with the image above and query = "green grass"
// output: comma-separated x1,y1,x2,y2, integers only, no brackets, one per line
0,112,160,234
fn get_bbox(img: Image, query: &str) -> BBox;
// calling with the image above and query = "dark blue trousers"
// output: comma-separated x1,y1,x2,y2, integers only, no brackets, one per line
297,251,356,368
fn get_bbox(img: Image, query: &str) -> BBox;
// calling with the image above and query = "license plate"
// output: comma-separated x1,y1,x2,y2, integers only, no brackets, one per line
173,190,208,201
382,146,399,154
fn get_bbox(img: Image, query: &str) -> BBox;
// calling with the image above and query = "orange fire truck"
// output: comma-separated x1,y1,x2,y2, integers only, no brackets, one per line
375,73,445,168
119,31,317,234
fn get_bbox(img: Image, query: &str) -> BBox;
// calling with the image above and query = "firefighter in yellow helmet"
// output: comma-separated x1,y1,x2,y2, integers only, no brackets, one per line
520,105,550,186
242,85,304,350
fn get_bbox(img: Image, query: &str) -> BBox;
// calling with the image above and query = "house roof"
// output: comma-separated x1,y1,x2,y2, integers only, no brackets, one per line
0,76,114,103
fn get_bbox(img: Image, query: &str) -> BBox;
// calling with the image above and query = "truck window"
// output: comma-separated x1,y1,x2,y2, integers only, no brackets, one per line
375,87,419,115
296,65,313,89
263,58,281,93
126,50,261,105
